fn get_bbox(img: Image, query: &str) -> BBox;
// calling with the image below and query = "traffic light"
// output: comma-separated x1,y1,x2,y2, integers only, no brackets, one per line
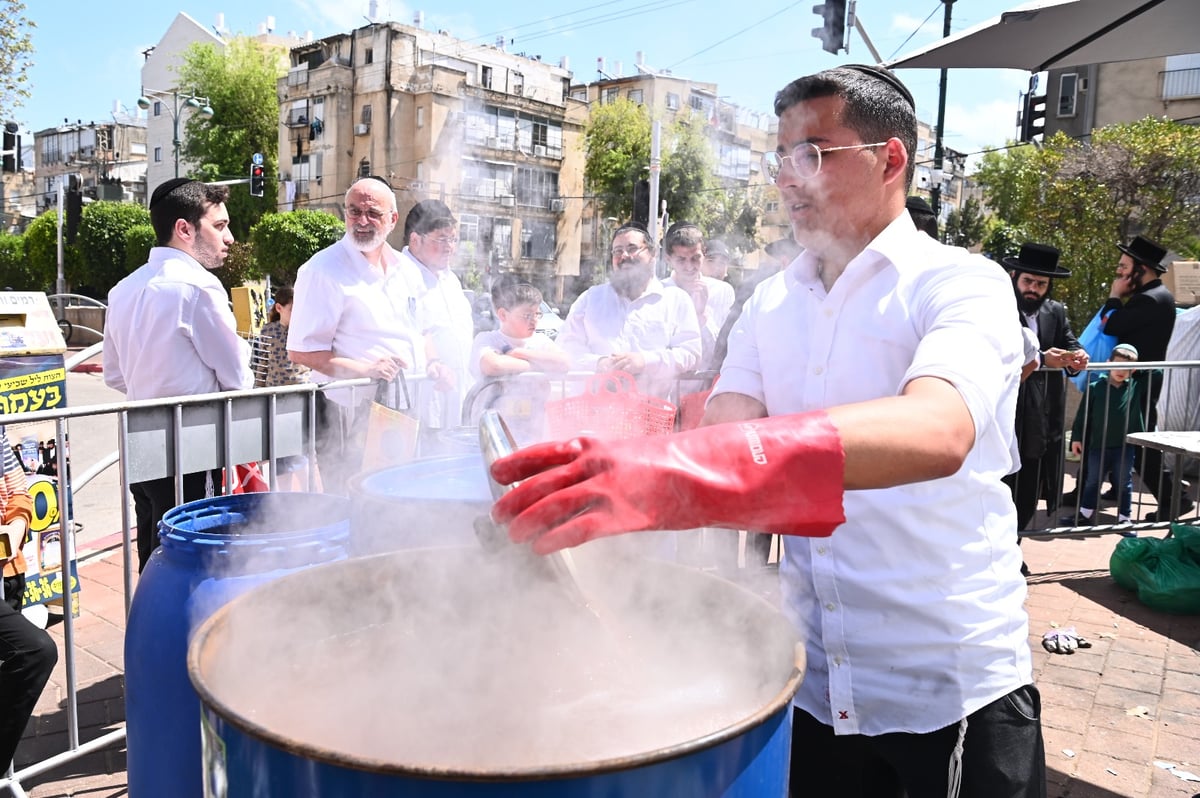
2,121,19,173
250,163,265,197
812,0,848,55
65,174,83,244
1019,93,1047,142
632,179,650,227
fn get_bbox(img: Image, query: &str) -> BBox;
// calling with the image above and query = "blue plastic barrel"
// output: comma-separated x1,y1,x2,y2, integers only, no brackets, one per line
347,454,490,554
188,548,804,797
125,491,350,798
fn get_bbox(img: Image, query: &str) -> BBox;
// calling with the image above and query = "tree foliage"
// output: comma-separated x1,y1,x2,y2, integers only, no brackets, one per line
176,38,287,240
582,98,651,222
659,111,717,227
76,201,151,296
124,224,155,274
942,196,987,249
23,211,78,292
0,233,28,289
248,209,344,285
0,1,34,121
974,117,1200,330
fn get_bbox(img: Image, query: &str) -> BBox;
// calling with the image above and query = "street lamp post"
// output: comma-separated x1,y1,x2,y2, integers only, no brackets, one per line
136,88,214,178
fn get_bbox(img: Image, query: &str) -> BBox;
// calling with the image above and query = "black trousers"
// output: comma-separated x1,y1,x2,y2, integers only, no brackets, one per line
789,684,1046,798
130,470,213,573
0,574,58,770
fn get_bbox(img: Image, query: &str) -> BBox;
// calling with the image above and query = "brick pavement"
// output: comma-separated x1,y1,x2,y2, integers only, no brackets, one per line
7,530,1200,797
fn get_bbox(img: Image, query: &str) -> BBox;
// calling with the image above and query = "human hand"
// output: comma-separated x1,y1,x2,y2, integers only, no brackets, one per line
490,411,845,554
1109,275,1135,299
605,352,645,374
429,361,457,391
366,356,405,381
1071,441,1082,456
0,519,28,559
1065,348,1089,371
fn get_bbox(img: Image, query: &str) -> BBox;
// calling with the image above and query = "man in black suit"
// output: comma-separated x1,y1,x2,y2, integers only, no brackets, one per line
1002,243,1089,532
1101,235,1187,521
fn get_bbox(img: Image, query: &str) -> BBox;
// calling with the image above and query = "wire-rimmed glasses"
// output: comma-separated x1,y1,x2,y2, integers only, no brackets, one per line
762,141,888,183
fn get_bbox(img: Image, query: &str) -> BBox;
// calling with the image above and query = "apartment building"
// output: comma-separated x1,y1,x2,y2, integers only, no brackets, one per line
31,115,148,211
279,21,586,299
1045,53,1200,140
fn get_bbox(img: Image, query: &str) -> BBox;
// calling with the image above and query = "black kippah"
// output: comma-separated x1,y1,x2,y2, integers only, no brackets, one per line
841,64,915,109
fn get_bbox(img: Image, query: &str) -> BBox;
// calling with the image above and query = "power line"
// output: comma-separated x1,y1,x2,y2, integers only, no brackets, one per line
886,3,943,62
667,1,806,70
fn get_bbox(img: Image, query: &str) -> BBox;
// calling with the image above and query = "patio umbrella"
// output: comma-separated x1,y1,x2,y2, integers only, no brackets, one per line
885,0,1199,72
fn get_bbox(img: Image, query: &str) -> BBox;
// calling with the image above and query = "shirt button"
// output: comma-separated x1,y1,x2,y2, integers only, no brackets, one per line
817,546,827,555
834,656,843,666
823,308,833,317
825,602,836,611
813,365,824,375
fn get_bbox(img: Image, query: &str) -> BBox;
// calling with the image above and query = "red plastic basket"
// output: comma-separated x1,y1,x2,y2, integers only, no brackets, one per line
545,371,677,441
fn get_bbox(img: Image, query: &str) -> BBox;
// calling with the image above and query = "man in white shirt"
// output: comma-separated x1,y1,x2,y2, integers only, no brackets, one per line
289,177,425,493
397,199,474,438
103,178,252,571
660,222,734,372
490,66,1043,797
558,223,701,400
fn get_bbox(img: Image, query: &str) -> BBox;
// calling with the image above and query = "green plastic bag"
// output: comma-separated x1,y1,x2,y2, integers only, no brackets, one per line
1109,523,1200,615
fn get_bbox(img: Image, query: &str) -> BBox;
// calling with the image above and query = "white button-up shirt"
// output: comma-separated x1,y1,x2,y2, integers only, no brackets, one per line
662,274,734,370
559,279,702,399
402,248,475,428
715,214,1030,736
103,247,251,400
289,236,423,407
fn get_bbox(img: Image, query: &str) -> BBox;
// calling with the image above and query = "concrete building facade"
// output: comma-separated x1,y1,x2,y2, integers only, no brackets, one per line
278,21,586,301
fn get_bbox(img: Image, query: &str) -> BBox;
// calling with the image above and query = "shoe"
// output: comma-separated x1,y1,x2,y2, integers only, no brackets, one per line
1058,513,1095,527
1020,561,1031,577
1101,486,1118,501
1060,489,1078,506
1145,498,1196,523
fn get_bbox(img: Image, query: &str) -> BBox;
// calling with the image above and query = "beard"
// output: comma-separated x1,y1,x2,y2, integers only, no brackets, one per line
1016,291,1048,315
611,262,653,299
347,227,387,253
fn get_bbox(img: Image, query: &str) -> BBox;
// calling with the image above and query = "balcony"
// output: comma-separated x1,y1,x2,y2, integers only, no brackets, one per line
1161,67,1200,100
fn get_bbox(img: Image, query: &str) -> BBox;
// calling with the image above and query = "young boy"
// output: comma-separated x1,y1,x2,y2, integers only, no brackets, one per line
1062,343,1147,530
469,282,568,444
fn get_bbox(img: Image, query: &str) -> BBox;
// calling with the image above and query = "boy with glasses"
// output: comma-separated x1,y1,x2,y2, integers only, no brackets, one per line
469,280,569,444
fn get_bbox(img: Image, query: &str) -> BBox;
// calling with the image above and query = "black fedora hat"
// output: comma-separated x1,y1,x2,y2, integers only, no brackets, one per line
1117,234,1168,273
1001,242,1070,279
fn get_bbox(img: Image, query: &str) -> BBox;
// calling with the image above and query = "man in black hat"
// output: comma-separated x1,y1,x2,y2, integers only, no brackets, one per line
1001,243,1088,535
1101,234,1187,520
905,195,938,238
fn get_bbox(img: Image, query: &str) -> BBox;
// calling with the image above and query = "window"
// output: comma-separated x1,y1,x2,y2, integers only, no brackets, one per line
628,89,643,104
153,101,163,117
666,93,679,111
481,65,493,89
604,87,619,105
459,213,480,246
154,146,162,163
1163,53,1200,99
765,200,779,213
515,167,558,208
521,220,556,260
1057,73,1078,117
416,107,425,128
512,72,524,96
361,105,373,125
364,48,374,65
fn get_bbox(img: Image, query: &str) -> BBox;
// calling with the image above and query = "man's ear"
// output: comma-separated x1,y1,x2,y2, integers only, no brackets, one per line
882,138,909,187
172,217,193,244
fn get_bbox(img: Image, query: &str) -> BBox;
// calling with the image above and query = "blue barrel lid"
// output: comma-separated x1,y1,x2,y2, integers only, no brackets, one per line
355,454,491,504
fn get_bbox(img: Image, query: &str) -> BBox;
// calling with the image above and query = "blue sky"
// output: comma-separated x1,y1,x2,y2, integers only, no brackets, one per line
20,0,1034,169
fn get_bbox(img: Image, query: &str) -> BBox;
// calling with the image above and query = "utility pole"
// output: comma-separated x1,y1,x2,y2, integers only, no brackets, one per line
930,0,954,223
648,120,662,247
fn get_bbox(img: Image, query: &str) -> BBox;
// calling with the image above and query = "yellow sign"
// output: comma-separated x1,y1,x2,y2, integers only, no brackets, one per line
232,282,269,338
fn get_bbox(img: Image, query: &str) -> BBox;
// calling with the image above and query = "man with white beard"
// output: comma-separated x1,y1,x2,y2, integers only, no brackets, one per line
558,222,701,401
289,176,424,493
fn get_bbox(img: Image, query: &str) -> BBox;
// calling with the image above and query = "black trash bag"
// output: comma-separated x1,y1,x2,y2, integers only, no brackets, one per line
1109,523,1200,615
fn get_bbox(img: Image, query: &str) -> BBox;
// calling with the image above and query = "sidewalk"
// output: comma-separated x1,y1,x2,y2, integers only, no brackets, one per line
11,530,1200,797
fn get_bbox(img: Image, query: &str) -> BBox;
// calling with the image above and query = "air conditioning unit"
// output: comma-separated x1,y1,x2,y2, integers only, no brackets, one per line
1079,77,1089,92
549,198,565,213
533,144,547,157
354,123,370,136
409,180,425,190
486,136,499,148
499,194,515,207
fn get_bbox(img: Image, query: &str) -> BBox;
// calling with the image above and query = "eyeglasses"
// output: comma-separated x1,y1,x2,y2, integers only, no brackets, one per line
346,206,389,222
421,233,459,247
611,244,648,259
516,312,544,323
762,141,889,182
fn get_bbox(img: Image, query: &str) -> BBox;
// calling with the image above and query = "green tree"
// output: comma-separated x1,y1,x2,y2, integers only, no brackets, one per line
974,118,1200,330
76,201,151,296
659,111,718,228
22,211,78,292
0,1,34,121
0,232,27,288
248,209,344,285
124,224,156,274
942,196,987,249
176,38,287,240
582,98,651,222
704,186,763,255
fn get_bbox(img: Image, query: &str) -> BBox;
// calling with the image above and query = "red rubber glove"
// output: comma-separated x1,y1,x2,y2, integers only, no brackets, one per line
490,411,845,554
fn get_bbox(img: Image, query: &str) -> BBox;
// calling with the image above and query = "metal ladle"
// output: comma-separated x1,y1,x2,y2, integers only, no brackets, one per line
476,410,595,612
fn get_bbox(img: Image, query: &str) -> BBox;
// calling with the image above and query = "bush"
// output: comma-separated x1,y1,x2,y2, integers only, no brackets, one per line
77,201,152,296
124,225,155,274
0,234,30,290
22,211,79,293
249,210,344,285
